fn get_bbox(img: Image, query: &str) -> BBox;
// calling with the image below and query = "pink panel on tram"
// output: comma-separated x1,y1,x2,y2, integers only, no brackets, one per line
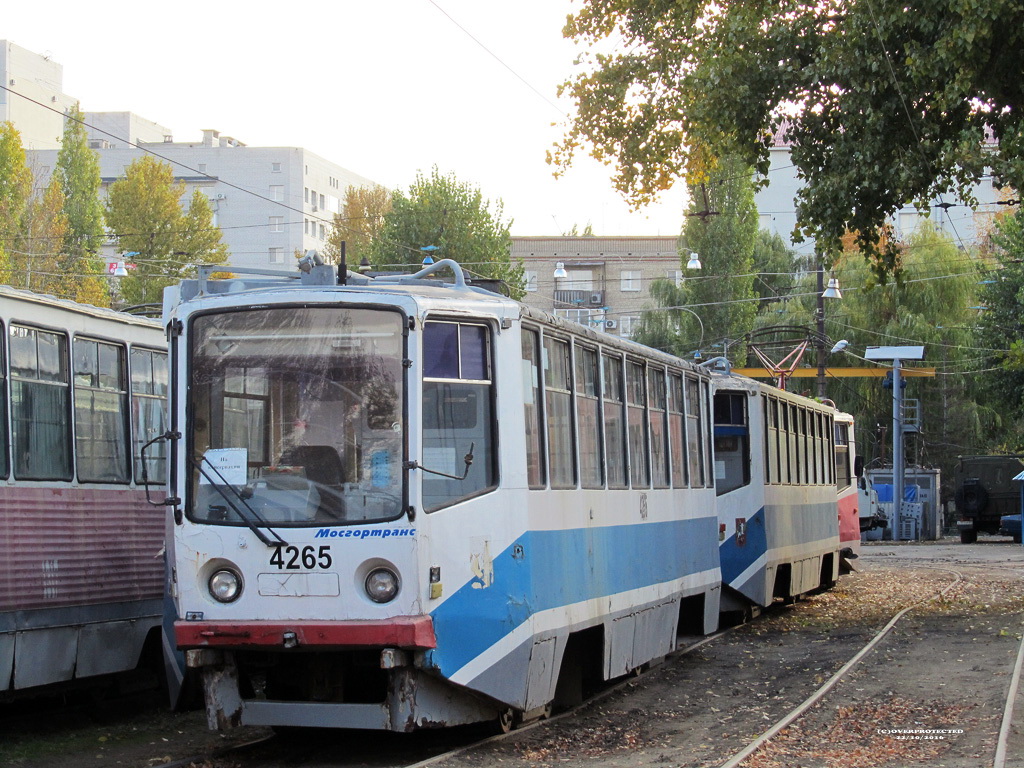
0,486,164,613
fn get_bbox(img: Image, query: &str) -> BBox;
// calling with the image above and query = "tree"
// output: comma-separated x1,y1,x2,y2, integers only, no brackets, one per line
0,121,32,282
54,104,109,305
635,157,758,363
556,1,1024,277
178,188,230,267
977,207,1024,446
16,175,70,295
324,184,392,267
763,225,987,473
370,167,523,298
106,156,229,306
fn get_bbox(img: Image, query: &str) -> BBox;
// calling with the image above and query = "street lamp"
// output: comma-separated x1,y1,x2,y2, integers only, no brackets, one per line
685,252,702,270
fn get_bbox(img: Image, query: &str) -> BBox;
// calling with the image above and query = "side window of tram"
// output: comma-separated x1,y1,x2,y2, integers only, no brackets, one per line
9,325,72,480
626,361,649,487
521,329,545,488
74,338,131,483
544,337,575,489
835,421,851,490
648,368,669,488
713,391,750,496
685,376,705,487
602,354,628,488
422,321,496,511
575,345,602,489
131,348,168,483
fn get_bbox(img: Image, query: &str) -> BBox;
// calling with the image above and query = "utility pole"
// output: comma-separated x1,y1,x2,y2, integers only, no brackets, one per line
865,345,925,540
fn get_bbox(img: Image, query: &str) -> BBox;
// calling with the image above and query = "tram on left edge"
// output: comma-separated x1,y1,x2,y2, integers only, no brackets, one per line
0,286,170,699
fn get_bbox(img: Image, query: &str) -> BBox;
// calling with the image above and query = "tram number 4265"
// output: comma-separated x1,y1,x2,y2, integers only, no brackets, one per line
269,545,333,570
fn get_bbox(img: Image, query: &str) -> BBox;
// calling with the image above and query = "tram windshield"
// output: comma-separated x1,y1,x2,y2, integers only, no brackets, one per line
189,307,404,526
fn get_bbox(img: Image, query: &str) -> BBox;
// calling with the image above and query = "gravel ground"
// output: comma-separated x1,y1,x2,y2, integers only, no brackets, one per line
2,538,1022,768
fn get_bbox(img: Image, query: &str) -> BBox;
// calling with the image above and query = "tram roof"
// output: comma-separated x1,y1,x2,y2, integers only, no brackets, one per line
0,285,163,330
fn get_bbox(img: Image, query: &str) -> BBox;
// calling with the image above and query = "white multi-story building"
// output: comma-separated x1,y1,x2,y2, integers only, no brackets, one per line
32,122,379,272
754,125,1009,259
0,40,77,150
7,42,379,272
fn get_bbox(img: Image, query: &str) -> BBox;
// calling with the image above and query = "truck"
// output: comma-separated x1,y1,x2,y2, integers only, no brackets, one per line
954,455,1024,543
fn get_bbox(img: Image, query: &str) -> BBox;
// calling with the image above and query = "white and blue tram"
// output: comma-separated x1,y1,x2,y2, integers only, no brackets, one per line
165,260,723,731
0,286,169,697
710,370,853,615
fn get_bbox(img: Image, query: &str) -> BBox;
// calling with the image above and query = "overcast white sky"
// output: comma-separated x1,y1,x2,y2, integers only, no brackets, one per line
5,1,688,237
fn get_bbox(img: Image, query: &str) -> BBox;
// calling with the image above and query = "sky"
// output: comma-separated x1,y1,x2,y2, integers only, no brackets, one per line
4,1,689,237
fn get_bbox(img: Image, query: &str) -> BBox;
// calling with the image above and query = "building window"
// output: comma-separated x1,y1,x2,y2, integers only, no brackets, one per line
270,185,284,201
619,315,640,337
666,269,683,287
319,193,326,209
524,270,538,292
270,216,284,233
319,224,325,240
899,211,920,235
565,270,593,292
271,162,282,173
304,187,309,203
198,163,207,174
555,308,596,326
620,270,641,292
269,247,284,264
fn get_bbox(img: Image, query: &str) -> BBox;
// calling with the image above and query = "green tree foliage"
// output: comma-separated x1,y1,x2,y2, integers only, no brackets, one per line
106,156,229,306
0,122,32,280
753,230,799,313
370,167,523,298
977,208,1024,447
767,225,986,468
324,184,392,267
54,104,109,305
636,157,759,362
556,1,1024,277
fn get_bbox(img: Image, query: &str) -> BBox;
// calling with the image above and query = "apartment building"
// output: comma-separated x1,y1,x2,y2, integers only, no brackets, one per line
512,235,682,338
754,123,1007,259
0,40,77,150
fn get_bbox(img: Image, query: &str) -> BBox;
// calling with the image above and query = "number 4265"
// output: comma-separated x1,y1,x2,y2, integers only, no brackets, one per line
269,545,333,570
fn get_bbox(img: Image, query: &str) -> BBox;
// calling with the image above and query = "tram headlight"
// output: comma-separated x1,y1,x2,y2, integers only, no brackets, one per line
365,567,400,603
208,568,243,603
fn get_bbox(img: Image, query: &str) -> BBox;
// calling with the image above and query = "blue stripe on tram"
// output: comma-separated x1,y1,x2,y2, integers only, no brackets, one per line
427,516,720,677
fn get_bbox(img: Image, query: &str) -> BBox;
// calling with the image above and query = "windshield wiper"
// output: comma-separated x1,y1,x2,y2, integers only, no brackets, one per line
405,442,475,480
190,455,288,547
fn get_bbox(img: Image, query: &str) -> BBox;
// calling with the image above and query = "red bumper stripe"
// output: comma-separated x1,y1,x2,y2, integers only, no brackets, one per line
175,616,436,650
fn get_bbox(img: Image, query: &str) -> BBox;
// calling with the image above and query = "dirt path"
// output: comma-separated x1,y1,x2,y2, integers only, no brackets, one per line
3,540,1022,768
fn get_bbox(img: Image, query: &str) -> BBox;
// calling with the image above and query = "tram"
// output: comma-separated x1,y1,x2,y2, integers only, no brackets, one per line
0,286,168,697
712,371,853,615
162,259,859,732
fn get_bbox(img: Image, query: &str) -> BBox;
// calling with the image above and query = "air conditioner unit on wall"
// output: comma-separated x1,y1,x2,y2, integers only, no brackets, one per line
311,205,318,212
605,320,617,329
